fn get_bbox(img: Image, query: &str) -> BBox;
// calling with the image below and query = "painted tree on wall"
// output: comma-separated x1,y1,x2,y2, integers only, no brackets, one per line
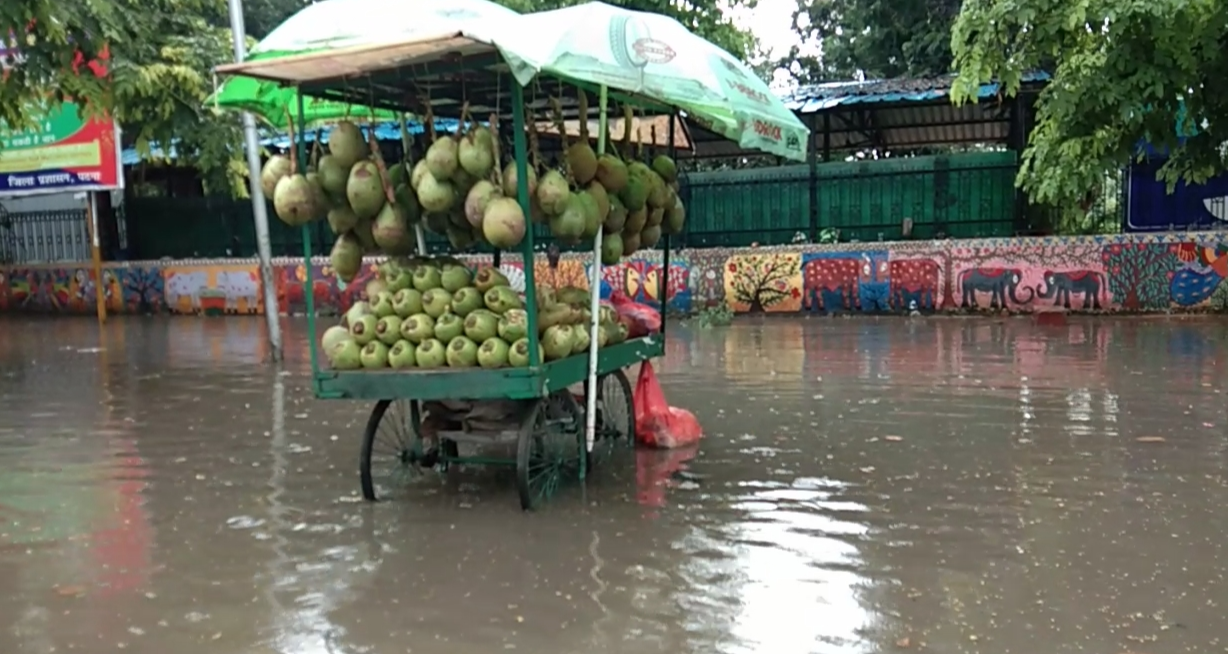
1101,243,1180,310
726,254,802,312
120,267,165,313
938,249,957,310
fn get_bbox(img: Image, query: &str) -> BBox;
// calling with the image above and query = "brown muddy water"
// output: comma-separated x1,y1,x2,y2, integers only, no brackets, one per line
2,315,1228,654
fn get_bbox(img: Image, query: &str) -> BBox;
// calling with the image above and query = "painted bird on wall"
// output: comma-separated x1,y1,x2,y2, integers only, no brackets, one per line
1171,242,1228,306
624,263,688,306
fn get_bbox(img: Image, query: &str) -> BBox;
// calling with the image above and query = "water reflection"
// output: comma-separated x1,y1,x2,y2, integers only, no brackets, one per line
2,315,1228,653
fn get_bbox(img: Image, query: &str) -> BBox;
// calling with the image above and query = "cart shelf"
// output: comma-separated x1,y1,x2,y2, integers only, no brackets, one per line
313,336,662,401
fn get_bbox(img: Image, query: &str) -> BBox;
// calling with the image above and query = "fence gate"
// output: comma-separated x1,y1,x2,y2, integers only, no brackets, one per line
0,208,91,265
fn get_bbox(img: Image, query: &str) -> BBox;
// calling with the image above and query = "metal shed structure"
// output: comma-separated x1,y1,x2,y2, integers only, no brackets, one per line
670,72,1058,246
681,71,1051,160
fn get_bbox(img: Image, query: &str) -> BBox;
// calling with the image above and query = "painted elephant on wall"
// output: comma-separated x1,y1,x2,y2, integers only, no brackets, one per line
1035,270,1108,309
802,252,890,312
959,268,1034,309
889,258,941,311
858,253,890,312
803,256,859,312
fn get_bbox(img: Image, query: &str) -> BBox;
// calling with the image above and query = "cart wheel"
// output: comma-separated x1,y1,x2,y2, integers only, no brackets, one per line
516,392,583,511
438,438,460,472
359,399,438,501
589,369,635,468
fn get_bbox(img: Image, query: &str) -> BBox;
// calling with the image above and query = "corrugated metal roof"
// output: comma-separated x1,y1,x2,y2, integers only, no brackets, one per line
783,71,1050,113
817,101,1010,150
684,101,1014,157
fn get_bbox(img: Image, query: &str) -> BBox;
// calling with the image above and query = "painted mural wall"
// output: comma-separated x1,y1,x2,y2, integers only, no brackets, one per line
4,232,1228,316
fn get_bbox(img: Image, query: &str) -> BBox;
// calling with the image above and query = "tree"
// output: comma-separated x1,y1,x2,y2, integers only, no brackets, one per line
4,1,250,195
786,0,960,83
6,0,757,199
114,13,250,195
950,0,1228,208
230,0,309,40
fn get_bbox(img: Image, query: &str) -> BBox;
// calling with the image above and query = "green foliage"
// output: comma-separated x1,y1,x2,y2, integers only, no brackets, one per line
4,0,755,198
950,0,1228,208
787,0,960,82
114,15,251,196
3,0,251,196
228,0,310,40
1209,278,1228,312
696,302,734,328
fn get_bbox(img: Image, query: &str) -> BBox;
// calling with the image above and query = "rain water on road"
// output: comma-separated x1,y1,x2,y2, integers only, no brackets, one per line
1,315,1227,654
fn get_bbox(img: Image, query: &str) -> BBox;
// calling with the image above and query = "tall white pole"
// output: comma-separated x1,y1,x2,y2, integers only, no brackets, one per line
228,0,283,362
583,86,609,469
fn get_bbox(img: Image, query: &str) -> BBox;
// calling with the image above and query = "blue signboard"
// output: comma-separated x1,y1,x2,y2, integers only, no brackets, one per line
1126,157,1228,232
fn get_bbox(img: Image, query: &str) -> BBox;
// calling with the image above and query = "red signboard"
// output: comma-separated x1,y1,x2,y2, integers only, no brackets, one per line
0,28,120,197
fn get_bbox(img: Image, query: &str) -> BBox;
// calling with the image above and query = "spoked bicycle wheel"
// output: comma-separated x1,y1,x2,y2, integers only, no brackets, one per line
516,392,583,511
588,369,635,469
359,399,455,501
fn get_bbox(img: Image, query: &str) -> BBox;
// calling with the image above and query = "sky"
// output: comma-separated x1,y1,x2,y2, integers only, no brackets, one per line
725,0,821,90
730,0,803,58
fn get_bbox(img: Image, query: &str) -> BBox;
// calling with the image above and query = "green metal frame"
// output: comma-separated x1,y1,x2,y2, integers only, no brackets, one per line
314,337,662,401
292,76,667,406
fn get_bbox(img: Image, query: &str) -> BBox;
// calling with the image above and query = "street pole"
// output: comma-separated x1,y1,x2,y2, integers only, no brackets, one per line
227,0,283,362
85,192,107,326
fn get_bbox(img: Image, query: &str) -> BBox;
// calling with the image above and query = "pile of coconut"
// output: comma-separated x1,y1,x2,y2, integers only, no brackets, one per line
320,256,629,371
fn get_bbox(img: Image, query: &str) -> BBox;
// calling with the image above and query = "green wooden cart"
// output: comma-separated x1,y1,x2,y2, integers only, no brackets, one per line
219,33,684,510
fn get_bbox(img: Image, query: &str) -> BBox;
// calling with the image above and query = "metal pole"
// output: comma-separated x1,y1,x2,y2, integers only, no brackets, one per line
510,82,541,367
85,192,107,325
398,112,430,256
228,0,283,362
583,86,609,473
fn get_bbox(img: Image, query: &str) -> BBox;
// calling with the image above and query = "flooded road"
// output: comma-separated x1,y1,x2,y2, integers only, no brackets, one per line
2,315,1228,654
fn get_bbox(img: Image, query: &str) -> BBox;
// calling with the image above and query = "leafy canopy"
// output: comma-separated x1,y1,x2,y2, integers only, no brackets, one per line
950,0,1228,206
3,0,249,194
788,0,960,82
4,0,756,197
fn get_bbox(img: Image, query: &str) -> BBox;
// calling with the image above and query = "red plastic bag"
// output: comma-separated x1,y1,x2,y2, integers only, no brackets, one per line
610,291,661,338
633,361,703,448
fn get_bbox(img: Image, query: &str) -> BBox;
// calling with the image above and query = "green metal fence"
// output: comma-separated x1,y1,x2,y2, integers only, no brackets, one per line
119,197,577,259
677,151,1025,247
80,152,1095,261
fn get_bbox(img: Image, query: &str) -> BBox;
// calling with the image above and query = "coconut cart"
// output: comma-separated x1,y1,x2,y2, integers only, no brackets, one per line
214,0,809,510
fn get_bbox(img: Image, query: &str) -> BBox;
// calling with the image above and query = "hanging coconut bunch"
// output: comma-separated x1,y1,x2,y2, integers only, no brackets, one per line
260,154,292,198
413,99,466,248
476,112,527,250
324,114,423,285
362,119,418,257
609,107,686,255
536,93,595,246
269,117,329,228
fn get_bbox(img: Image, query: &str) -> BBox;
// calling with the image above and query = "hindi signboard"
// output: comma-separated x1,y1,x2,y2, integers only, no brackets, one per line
1,29,121,198
0,101,123,198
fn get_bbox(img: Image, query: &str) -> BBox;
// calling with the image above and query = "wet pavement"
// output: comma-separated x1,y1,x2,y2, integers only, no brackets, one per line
2,314,1228,654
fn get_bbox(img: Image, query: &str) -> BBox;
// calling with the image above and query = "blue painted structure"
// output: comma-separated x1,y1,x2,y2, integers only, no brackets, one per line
1126,157,1228,233
120,118,467,166
783,71,1051,113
